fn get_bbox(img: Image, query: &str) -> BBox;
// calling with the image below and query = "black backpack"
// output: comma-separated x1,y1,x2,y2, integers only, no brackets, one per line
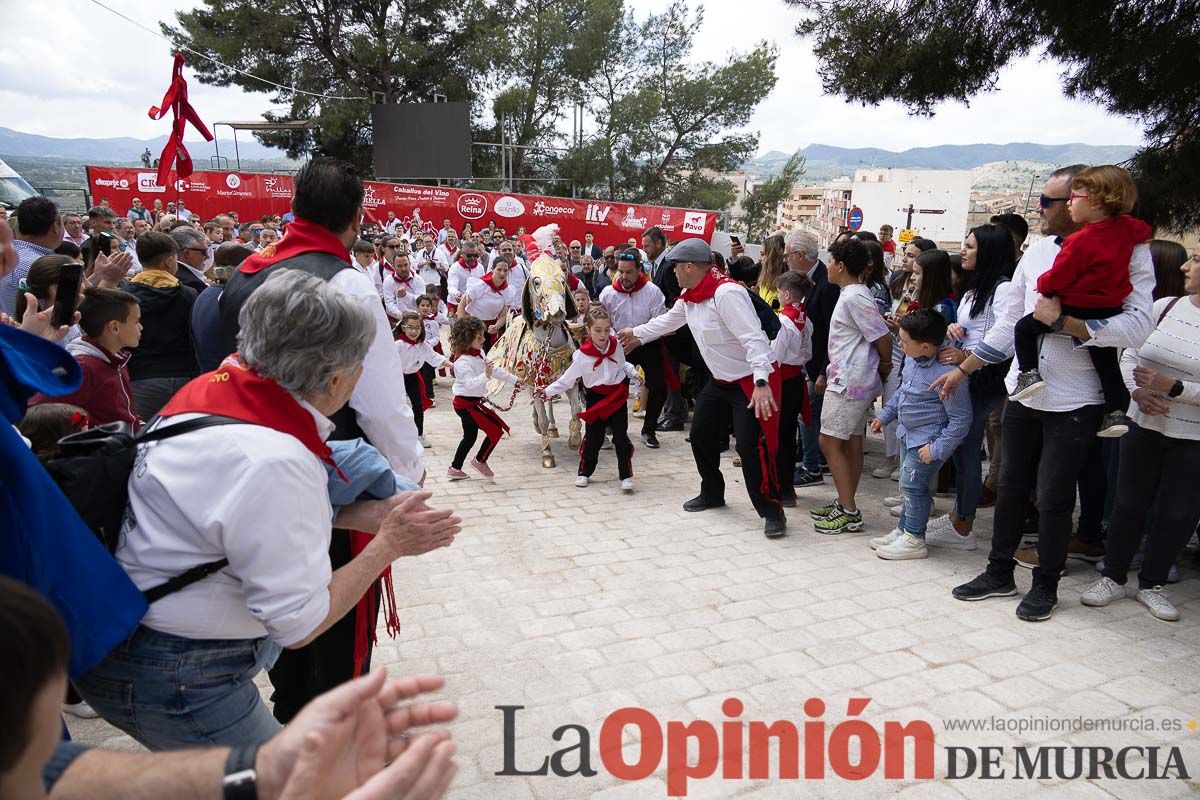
45,416,243,603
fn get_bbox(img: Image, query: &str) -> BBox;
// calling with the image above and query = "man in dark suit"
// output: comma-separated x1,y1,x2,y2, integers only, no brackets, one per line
582,231,603,260
645,226,690,431
786,231,839,486
170,227,212,293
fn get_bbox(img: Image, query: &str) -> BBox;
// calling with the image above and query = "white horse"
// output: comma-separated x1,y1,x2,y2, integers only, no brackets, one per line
486,255,583,467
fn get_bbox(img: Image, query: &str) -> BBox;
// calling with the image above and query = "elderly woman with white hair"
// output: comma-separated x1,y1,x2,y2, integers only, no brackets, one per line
75,269,462,750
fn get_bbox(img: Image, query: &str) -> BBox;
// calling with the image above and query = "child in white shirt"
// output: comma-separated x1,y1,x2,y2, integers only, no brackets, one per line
395,312,448,449
772,271,813,508
416,293,449,397
448,316,519,480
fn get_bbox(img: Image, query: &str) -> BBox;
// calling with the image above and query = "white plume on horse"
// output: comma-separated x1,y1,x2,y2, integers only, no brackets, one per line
520,223,559,262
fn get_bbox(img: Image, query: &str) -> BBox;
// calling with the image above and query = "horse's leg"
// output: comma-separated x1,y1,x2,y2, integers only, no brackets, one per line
546,397,559,439
531,397,545,435
567,387,582,449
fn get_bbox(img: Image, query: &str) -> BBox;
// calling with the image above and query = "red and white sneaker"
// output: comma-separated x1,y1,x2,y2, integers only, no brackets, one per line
446,467,468,480
470,458,494,478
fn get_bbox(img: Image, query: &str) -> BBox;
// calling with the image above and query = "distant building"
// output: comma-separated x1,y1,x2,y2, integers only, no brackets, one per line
814,178,852,246
848,168,973,249
777,187,823,233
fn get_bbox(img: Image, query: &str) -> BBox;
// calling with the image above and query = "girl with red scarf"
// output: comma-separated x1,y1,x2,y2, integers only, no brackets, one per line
544,306,640,491
395,312,450,449
447,316,520,480
772,271,814,509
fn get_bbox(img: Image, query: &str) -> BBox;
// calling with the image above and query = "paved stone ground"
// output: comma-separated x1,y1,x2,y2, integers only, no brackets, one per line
69,394,1200,798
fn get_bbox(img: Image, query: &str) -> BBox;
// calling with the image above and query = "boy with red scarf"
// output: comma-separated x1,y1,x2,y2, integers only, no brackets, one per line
447,316,520,480
544,306,640,491
618,239,786,538
772,271,813,509
599,251,671,448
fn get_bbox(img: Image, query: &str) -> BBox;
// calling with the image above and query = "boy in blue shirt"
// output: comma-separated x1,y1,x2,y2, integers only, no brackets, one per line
869,309,972,560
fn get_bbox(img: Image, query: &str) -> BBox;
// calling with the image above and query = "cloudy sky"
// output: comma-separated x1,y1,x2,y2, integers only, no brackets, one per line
1,0,1143,154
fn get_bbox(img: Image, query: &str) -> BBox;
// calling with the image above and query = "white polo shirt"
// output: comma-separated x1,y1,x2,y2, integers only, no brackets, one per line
599,280,666,332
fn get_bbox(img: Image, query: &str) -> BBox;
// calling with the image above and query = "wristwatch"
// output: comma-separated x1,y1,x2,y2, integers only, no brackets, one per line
754,379,767,387
1169,379,1185,398
222,744,260,800
1049,313,1068,332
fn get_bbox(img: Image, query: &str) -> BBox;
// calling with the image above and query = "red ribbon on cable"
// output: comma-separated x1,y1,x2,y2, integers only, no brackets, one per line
148,53,213,186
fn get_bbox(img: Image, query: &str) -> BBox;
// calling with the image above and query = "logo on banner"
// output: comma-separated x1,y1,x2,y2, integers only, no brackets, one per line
174,179,190,192
361,184,384,208
495,196,525,218
661,210,672,224
264,177,292,198
136,172,166,193
225,174,242,189
457,193,488,220
585,204,611,223
95,177,131,189
533,201,576,217
683,212,706,235
619,207,648,230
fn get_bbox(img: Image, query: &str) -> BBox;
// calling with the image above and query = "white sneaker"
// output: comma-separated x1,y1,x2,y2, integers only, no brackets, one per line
869,527,904,550
925,523,977,551
877,533,928,560
890,505,903,518
620,478,635,492
63,701,99,719
575,475,589,488
926,514,952,533
1135,586,1180,621
1080,576,1127,607
418,435,431,449
884,495,904,507
872,459,898,479
890,468,900,481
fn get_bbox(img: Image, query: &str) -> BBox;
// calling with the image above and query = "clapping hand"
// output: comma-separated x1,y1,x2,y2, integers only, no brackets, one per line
92,249,133,286
4,292,79,341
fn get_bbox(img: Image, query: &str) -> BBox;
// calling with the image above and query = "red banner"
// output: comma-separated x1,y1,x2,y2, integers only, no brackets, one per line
85,166,718,247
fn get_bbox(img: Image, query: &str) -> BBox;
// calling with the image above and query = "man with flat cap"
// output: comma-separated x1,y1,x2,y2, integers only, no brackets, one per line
618,239,786,537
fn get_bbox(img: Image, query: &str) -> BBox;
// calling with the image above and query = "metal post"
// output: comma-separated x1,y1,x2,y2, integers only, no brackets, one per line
233,130,241,172
1024,174,1038,214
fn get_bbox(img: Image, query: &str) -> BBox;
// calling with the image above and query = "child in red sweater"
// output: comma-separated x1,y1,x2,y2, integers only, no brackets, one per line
1011,165,1151,437
30,287,143,430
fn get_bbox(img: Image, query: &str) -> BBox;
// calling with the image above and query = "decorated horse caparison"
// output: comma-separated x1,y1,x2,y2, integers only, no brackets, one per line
486,226,583,468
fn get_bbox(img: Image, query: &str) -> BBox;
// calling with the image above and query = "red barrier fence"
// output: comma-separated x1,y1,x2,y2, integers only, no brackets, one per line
86,166,718,247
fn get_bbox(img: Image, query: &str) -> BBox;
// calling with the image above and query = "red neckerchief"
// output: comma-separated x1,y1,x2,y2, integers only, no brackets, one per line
451,348,482,363
444,242,458,257
680,268,738,303
579,336,619,369
239,217,350,275
421,312,437,321
612,273,648,294
567,272,580,291
456,258,478,272
159,355,344,480
481,272,508,293
780,302,807,329
394,270,414,286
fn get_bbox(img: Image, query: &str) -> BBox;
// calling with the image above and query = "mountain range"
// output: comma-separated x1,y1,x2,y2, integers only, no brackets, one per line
745,142,1139,179
0,126,288,164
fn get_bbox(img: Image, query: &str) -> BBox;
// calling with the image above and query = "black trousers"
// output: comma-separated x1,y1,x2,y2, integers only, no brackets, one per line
1102,423,1200,588
453,406,501,468
627,343,667,438
420,362,436,399
403,372,425,435
579,388,634,478
691,379,782,520
268,531,376,723
987,400,1104,589
777,375,805,501
1014,305,1128,412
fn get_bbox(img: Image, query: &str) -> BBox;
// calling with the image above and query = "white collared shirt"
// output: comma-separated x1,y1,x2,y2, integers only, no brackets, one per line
328,268,425,481
460,276,512,322
395,338,447,375
382,271,427,319
119,402,335,646
451,353,518,397
422,304,448,344
632,282,775,382
447,261,484,305
545,338,639,395
413,248,442,287
773,313,812,367
599,281,666,332
974,236,1154,412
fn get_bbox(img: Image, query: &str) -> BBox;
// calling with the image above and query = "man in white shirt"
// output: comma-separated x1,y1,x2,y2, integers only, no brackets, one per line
445,241,484,313
496,238,528,301
413,233,443,299
434,231,461,278
437,218,453,245
600,251,667,448
618,239,785,538
933,165,1154,621
383,211,402,235
382,252,427,319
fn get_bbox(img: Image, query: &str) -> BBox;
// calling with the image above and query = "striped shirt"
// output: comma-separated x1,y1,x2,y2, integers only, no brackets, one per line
0,239,55,316
1121,297,1200,441
877,354,973,462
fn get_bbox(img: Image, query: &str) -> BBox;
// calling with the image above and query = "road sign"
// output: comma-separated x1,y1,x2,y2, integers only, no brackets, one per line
847,206,863,231
898,228,918,244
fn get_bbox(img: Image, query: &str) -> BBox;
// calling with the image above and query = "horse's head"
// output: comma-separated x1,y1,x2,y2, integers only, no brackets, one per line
523,254,577,326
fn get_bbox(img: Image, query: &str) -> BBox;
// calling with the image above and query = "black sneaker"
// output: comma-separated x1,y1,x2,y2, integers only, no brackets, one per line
1016,584,1058,621
656,419,684,432
952,571,1018,601
764,516,787,538
640,433,660,449
793,468,824,487
1097,411,1130,438
1010,369,1046,401
779,493,798,508
683,496,725,512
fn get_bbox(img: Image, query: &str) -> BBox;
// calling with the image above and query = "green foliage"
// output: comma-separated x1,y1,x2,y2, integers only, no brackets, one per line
561,1,778,210
783,0,1200,233
741,152,805,243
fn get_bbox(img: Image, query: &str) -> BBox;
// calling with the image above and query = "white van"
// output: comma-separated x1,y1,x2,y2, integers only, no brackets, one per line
0,158,40,210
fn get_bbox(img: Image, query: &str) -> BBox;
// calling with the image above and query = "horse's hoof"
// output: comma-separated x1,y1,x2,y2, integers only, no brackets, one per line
568,434,582,449
547,427,559,439
542,454,556,468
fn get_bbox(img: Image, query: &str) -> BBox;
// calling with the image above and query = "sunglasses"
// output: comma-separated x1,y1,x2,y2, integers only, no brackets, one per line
464,254,480,260
616,253,639,262
1038,194,1069,208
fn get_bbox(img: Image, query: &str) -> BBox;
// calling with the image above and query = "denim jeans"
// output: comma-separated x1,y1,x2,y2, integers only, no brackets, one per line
75,625,283,751
898,437,944,537
800,379,827,473
952,390,1003,522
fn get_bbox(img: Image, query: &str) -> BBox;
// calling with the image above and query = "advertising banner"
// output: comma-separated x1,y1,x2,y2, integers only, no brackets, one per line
86,166,718,247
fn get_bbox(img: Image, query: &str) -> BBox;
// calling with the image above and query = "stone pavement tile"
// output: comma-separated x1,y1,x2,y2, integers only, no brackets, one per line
1097,675,1180,708
980,675,1063,711
859,650,929,680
